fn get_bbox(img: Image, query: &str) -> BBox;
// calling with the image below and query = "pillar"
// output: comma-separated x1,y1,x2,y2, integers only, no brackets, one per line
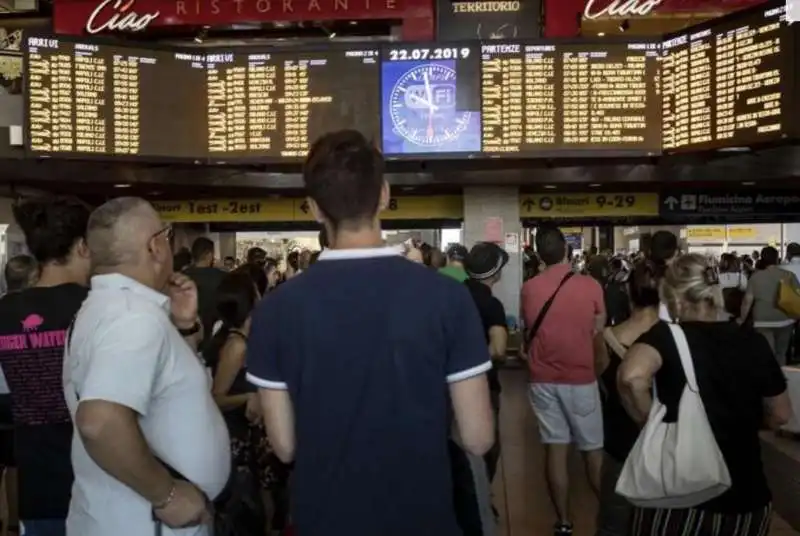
218,232,237,260
463,186,521,329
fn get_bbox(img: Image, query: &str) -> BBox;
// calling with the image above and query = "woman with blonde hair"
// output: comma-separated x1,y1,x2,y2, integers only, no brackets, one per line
618,254,792,536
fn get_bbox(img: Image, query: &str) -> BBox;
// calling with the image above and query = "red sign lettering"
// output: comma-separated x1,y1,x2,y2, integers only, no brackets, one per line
583,0,664,20
86,0,161,34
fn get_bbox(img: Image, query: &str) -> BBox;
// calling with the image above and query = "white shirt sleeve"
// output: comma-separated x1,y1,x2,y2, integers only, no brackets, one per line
77,313,168,416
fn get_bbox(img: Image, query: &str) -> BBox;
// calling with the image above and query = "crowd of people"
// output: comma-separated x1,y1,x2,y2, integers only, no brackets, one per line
0,129,792,536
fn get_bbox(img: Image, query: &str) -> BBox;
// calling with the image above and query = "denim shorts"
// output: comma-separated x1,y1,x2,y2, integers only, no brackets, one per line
528,382,604,451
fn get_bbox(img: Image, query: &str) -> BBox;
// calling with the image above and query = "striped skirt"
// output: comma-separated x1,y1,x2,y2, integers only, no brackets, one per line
630,503,772,536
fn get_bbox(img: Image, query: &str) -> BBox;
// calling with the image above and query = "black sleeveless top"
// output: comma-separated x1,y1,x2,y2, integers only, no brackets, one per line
205,328,255,439
599,330,641,463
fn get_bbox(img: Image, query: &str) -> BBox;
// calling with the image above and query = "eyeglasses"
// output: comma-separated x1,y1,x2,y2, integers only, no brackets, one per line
151,224,173,243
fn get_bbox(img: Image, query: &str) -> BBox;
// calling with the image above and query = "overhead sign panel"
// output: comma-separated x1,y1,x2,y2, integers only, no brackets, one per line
520,193,659,218
661,191,800,219
153,195,464,223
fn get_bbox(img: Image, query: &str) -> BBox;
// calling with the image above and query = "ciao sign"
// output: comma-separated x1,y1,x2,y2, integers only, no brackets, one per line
86,0,161,34
583,0,664,20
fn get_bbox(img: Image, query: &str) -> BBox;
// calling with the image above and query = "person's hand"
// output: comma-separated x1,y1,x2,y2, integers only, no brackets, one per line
245,393,261,423
154,480,211,528
167,273,198,329
518,345,527,360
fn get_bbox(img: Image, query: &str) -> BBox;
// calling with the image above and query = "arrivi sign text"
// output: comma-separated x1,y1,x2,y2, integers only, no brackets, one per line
86,0,161,34
583,0,664,20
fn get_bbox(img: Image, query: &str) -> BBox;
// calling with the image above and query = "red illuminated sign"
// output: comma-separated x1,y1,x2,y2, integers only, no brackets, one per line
55,0,406,35
583,0,664,20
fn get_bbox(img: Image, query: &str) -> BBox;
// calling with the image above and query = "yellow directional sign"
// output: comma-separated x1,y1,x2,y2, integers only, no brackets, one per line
153,196,463,223
520,193,659,218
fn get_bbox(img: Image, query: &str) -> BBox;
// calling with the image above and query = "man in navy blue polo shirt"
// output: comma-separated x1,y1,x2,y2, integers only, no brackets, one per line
245,130,495,536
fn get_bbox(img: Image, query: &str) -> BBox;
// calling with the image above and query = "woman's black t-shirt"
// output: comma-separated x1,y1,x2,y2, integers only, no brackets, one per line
636,320,786,514
204,328,254,439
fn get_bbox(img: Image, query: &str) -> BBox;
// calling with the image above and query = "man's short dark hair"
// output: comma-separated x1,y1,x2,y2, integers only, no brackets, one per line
535,226,567,266
4,254,38,292
191,237,215,262
13,198,89,265
304,130,383,230
650,231,678,264
247,247,267,266
787,242,800,260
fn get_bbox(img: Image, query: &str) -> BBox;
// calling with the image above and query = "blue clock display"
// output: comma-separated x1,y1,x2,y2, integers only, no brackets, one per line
381,58,481,156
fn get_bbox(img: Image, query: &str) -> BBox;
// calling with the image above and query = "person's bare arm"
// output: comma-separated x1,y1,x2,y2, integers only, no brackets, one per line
593,281,607,333
244,295,295,462
73,314,175,505
594,331,610,377
212,337,250,411
445,285,495,455
76,401,174,504
450,375,494,456
739,290,754,324
617,342,663,424
488,326,507,361
764,393,792,430
258,389,296,462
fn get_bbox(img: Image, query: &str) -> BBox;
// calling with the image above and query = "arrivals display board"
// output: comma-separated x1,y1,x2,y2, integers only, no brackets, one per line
205,47,380,162
26,37,208,160
22,0,799,163
662,3,795,153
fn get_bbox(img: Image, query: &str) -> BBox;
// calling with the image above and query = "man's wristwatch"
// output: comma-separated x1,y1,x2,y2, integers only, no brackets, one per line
177,321,201,337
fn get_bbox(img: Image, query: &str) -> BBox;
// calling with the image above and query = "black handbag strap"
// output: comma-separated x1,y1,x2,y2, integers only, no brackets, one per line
525,271,575,348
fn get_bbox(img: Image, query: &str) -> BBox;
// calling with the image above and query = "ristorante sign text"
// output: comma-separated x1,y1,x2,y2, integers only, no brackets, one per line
54,0,404,35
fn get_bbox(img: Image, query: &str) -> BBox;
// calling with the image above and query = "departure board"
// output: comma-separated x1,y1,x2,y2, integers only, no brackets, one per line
25,36,207,160
207,47,380,161
480,41,661,155
662,4,793,152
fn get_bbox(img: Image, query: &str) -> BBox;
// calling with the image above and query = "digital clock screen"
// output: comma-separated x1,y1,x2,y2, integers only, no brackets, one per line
662,3,794,152
380,44,482,156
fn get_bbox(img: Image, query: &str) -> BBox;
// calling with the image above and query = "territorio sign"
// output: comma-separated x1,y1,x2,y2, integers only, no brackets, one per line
54,0,407,35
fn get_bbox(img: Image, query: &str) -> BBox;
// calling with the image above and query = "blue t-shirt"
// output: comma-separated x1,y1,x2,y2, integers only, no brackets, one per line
246,247,491,536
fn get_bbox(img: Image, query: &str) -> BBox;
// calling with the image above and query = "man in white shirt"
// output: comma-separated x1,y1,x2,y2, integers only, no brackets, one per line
63,198,230,536
782,243,800,280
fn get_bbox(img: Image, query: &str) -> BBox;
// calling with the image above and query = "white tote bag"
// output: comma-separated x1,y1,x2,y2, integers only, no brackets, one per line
615,323,731,508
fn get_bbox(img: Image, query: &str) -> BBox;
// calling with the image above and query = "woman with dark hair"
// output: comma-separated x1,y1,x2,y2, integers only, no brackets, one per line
0,199,91,536
593,261,660,536
286,251,300,280
205,272,276,532
739,246,800,364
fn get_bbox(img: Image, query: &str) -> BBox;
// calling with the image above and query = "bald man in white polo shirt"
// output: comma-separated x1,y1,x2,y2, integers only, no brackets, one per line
63,198,230,536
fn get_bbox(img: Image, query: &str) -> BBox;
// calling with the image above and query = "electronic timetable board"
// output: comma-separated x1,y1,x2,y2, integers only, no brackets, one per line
22,0,797,163
661,3,794,153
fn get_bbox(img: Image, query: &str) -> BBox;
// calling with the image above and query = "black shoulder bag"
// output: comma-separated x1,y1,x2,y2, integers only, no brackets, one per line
524,272,575,350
